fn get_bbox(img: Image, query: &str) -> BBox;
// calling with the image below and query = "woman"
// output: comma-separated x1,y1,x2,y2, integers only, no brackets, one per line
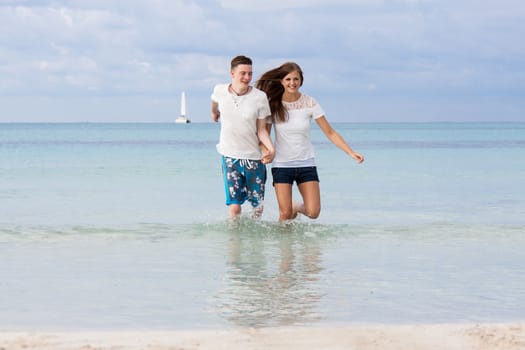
256,62,364,221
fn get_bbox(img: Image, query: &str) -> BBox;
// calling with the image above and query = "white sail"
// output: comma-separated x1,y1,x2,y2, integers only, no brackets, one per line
180,91,186,117
175,91,191,123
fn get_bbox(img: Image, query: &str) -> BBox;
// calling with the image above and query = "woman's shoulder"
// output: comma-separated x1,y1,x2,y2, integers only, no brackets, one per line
300,93,318,107
284,93,319,110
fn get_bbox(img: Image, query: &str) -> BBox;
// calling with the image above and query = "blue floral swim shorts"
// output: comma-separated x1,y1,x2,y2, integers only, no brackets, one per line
221,156,267,208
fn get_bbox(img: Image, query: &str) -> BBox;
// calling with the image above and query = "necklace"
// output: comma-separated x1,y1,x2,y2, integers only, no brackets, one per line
229,85,251,108
229,85,251,96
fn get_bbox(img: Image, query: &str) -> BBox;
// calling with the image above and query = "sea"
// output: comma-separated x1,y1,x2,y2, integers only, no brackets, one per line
1,122,524,331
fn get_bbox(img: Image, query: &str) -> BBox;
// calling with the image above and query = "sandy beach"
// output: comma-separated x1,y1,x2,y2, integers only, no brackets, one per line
1,324,524,350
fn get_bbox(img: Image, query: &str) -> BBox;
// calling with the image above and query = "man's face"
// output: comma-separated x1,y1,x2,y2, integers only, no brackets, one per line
231,64,253,86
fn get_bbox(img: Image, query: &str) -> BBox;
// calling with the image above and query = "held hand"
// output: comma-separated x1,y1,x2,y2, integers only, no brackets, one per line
351,152,364,164
260,143,275,164
261,148,275,164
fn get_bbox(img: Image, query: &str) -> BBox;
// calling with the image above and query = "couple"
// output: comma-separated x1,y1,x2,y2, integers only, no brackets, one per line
211,55,364,221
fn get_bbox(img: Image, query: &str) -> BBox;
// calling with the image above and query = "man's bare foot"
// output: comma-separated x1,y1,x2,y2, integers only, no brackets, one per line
251,205,264,219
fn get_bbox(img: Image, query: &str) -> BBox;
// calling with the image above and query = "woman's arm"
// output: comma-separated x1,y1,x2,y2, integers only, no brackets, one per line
316,116,364,163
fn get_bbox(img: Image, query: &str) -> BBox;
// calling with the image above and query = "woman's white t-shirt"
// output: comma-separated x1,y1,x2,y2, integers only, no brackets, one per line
271,94,325,167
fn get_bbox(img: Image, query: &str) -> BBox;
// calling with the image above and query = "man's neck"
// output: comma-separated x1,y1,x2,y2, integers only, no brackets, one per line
229,83,251,96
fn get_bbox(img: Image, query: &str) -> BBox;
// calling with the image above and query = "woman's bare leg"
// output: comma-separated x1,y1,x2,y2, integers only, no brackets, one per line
297,181,321,219
274,183,297,221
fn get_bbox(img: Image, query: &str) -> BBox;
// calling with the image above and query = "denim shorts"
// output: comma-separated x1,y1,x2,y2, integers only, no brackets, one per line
271,166,319,185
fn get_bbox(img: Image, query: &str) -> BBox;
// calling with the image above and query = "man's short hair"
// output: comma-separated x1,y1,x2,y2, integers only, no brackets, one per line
231,55,252,70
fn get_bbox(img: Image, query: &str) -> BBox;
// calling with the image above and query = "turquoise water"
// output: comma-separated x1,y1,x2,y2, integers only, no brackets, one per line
1,122,524,330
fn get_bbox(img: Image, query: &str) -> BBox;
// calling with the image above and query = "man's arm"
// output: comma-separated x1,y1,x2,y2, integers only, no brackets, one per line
257,119,274,164
211,101,220,122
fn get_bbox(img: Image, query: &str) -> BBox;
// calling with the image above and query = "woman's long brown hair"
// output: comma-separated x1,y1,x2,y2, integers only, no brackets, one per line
256,62,304,123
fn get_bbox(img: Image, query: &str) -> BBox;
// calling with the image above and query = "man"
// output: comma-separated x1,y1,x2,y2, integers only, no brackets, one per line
211,55,275,218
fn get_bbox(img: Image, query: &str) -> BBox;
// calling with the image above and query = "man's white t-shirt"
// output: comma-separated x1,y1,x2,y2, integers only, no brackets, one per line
271,94,325,167
211,84,271,160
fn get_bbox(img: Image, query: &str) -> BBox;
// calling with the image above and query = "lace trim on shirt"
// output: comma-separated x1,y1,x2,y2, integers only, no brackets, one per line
282,94,317,111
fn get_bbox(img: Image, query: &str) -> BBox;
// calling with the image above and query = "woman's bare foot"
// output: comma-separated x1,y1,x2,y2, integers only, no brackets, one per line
292,201,304,219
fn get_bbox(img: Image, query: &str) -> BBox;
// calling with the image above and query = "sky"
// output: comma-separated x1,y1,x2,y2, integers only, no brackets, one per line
1,0,524,123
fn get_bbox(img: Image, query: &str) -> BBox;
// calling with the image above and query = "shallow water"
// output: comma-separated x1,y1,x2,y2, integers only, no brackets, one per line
1,220,524,330
1,122,524,330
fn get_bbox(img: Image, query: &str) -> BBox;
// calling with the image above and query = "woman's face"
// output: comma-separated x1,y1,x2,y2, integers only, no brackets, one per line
280,70,302,94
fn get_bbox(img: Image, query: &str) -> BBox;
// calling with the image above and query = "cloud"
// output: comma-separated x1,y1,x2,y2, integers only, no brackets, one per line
0,0,524,122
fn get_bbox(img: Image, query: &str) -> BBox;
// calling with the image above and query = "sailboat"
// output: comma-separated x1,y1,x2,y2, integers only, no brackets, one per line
175,91,191,123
